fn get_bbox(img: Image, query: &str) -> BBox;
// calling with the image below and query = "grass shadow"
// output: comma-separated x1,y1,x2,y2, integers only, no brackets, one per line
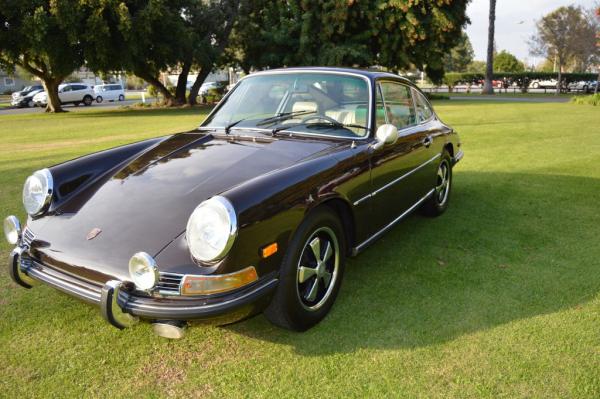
227,171,600,355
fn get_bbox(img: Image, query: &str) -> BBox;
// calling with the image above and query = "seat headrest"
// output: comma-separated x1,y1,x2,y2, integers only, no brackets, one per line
292,101,318,113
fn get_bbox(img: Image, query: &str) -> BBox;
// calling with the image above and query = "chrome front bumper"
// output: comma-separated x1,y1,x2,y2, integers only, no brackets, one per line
8,248,278,330
452,149,464,165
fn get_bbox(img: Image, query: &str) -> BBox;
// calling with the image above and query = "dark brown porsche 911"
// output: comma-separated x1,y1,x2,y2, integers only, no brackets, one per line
5,67,462,338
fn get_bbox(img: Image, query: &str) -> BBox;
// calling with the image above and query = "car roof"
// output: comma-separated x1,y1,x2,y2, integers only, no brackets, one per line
249,66,414,86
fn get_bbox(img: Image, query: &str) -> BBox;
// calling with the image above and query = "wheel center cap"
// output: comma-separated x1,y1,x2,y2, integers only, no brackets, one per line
316,261,325,277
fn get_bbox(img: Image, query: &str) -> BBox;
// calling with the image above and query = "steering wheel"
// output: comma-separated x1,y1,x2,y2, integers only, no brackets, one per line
300,114,340,125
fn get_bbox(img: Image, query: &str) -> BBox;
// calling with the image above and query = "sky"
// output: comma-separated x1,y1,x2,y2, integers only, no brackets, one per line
466,0,597,65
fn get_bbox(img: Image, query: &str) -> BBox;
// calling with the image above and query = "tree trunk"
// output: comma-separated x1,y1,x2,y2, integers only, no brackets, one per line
174,61,191,105
188,64,212,106
136,71,176,106
556,60,562,96
42,78,65,113
482,0,496,95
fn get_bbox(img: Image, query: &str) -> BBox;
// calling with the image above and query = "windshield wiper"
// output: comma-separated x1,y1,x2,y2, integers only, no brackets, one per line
271,120,368,136
255,110,316,126
223,110,316,134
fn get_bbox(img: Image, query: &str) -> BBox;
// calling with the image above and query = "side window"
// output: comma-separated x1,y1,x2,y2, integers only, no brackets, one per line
379,82,416,130
375,84,387,127
413,90,434,122
61,86,72,92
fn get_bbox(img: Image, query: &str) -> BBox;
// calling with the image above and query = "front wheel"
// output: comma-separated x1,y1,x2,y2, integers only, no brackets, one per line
265,207,346,331
118,94,125,101
421,151,452,217
96,96,103,103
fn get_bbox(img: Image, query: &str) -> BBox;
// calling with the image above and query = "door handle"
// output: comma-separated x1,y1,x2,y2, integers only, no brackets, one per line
423,136,433,148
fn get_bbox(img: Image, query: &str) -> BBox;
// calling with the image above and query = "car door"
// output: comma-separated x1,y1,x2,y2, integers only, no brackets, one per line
412,88,448,191
367,80,432,232
107,85,117,101
74,85,87,101
59,85,73,102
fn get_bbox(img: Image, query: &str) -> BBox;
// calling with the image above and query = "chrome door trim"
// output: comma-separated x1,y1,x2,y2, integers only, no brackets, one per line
352,188,435,255
353,153,440,206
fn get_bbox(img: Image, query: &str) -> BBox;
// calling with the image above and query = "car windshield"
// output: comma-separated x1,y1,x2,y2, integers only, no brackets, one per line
201,72,370,138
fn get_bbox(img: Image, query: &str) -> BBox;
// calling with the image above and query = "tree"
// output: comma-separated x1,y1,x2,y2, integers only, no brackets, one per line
228,0,470,83
467,60,487,74
530,6,593,94
187,0,240,106
494,50,525,73
482,0,496,94
0,1,87,112
443,31,475,72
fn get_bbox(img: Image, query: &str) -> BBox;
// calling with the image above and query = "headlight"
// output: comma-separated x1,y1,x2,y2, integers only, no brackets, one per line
128,252,159,290
22,169,53,216
186,196,237,263
3,215,21,245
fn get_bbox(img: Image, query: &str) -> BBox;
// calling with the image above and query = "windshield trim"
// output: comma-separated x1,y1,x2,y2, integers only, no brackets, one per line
199,70,373,141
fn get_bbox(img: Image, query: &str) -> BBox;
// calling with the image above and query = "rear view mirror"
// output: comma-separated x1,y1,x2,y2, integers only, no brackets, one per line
372,124,398,150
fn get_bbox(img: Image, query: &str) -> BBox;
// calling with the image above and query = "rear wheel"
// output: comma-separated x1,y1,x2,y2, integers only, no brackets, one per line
83,95,93,106
421,150,452,217
118,94,125,101
265,207,346,331
96,96,103,103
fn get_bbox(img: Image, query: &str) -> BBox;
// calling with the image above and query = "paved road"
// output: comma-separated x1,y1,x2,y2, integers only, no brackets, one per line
0,99,139,115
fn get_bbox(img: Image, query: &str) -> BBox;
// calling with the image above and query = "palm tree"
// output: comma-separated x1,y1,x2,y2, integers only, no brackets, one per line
482,0,496,95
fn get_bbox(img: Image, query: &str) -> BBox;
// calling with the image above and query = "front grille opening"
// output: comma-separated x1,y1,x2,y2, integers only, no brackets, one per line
22,227,35,247
156,272,183,295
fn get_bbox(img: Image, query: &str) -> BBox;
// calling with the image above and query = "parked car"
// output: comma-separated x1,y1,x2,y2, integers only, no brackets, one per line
199,81,228,95
567,80,598,93
10,89,44,108
32,83,95,107
94,83,125,103
529,79,562,89
11,85,44,101
5,67,462,338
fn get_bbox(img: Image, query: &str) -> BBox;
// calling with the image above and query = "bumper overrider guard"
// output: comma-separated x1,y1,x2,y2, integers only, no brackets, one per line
8,244,278,331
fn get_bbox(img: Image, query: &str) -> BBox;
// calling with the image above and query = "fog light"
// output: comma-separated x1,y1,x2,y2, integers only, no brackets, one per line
181,266,258,295
3,216,21,245
128,252,159,291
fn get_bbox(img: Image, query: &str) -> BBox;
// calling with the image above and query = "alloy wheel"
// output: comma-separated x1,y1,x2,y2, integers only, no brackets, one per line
435,160,450,205
296,227,340,311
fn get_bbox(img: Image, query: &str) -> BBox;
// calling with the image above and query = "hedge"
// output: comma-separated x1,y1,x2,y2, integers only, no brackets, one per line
442,72,599,92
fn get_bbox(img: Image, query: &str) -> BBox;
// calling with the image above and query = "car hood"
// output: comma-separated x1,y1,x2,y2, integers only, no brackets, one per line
29,132,342,281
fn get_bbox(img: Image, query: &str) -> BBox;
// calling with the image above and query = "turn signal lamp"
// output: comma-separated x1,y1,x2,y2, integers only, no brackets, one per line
261,242,278,258
181,266,258,295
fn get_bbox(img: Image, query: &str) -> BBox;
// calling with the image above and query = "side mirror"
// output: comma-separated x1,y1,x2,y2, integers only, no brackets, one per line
372,124,398,150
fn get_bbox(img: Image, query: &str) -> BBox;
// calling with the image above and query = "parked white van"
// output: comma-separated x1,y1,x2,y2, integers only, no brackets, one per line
94,84,125,103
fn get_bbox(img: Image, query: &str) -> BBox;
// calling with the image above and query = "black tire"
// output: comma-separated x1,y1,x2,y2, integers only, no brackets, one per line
83,96,93,106
118,94,125,101
96,96,103,103
27,100,34,108
264,207,346,331
421,150,453,217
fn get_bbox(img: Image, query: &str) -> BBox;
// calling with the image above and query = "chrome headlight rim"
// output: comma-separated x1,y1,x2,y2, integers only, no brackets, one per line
3,215,22,245
128,252,159,291
22,168,53,217
186,196,238,264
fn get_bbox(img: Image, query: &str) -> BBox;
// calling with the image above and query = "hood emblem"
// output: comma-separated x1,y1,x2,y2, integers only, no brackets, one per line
86,228,102,240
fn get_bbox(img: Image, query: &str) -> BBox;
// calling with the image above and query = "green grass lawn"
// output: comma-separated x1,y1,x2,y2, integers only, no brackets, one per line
1,102,599,398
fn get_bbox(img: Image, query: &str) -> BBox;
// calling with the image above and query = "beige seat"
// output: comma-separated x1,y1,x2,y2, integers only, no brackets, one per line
282,101,319,124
